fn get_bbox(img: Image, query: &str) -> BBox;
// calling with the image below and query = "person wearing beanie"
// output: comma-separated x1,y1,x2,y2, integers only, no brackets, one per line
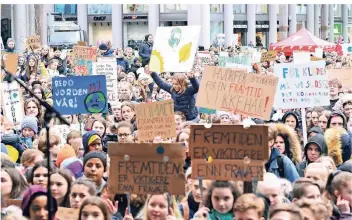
60,157,84,179
82,131,102,156
307,126,324,139
98,43,114,57
129,57,142,77
21,116,38,137
21,185,58,220
56,144,76,167
83,151,107,195
217,111,232,124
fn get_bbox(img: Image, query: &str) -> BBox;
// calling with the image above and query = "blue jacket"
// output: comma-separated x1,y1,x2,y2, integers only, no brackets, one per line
116,57,129,72
265,147,300,183
103,49,114,57
139,42,153,60
151,72,199,120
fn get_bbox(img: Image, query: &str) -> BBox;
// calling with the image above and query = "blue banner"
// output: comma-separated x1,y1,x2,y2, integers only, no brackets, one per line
52,76,108,115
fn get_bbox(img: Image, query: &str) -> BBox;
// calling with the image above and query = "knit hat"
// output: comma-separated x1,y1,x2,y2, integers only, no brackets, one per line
56,144,76,167
216,111,231,118
60,157,84,178
99,43,107,51
82,131,102,155
83,151,107,171
21,117,38,134
22,185,57,219
88,134,100,146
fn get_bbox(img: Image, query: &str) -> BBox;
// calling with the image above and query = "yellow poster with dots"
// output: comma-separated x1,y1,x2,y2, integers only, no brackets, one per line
149,26,201,73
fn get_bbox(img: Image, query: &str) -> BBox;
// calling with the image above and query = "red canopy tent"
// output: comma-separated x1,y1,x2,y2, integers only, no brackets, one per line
269,27,337,54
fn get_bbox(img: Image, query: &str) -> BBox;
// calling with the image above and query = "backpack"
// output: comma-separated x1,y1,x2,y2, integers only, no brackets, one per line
277,155,285,178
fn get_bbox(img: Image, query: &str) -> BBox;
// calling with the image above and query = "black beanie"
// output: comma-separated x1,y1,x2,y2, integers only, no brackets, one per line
83,151,107,172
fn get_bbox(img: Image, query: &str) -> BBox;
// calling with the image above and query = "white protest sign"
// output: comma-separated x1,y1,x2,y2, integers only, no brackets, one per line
54,125,71,145
150,26,201,73
293,51,311,64
342,44,352,55
1,81,24,130
92,61,118,106
233,34,239,46
314,48,323,58
226,63,253,73
274,61,329,108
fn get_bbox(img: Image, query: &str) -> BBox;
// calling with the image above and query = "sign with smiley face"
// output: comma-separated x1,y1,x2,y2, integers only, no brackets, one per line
52,75,108,115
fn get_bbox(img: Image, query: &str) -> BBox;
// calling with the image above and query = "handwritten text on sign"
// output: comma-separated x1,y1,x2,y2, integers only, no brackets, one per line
196,66,278,120
189,125,268,181
27,36,40,49
92,61,118,105
72,46,97,75
52,75,108,115
136,100,177,141
108,143,185,195
273,61,329,108
1,81,24,130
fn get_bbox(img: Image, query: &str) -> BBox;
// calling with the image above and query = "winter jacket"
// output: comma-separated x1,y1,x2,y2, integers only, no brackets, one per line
116,57,129,72
102,49,114,57
82,130,102,156
51,56,67,74
325,128,352,166
297,134,328,176
274,123,302,165
265,147,300,183
125,56,136,68
179,193,199,220
139,41,153,61
151,72,199,120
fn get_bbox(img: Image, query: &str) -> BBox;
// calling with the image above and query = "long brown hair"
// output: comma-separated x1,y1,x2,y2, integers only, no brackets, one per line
79,196,110,220
24,98,43,124
25,55,39,80
1,167,28,199
171,73,189,94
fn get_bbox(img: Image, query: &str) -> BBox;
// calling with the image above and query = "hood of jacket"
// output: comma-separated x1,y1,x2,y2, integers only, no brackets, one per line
274,123,302,164
307,126,324,137
324,128,351,166
304,134,328,161
82,130,101,155
281,111,299,130
327,111,347,129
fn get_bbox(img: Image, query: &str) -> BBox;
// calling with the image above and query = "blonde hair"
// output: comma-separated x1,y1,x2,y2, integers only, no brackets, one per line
295,198,332,220
171,73,189,94
21,149,44,167
234,193,265,218
137,194,183,220
316,156,337,173
331,171,352,198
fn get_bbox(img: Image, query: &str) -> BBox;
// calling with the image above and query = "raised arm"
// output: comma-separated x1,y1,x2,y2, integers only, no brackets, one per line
151,72,172,93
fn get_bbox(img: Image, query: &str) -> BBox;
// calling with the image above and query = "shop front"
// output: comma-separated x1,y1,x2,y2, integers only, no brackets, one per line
233,20,270,47
87,4,112,47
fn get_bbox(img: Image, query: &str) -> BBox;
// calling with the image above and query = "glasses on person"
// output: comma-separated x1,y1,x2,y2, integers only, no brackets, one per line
118,133,131,137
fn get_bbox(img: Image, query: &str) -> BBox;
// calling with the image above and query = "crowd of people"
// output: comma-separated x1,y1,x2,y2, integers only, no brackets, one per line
1,32,352,220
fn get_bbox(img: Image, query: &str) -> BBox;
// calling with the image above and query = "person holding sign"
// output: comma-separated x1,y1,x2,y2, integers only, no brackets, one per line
147,70,199,122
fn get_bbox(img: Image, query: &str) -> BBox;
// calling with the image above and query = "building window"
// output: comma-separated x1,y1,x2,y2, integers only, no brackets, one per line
210,4,223,13
123,22,148,48
88,5,112,15
297,4,307,14
123,4,148,13
334,4,342,17
256,4,267,14
233,4,246,14
160,4,187,13
54,4,77,14
210,21,224,46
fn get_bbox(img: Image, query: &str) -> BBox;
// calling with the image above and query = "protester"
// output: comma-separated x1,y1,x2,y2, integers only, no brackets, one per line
139,34,153,66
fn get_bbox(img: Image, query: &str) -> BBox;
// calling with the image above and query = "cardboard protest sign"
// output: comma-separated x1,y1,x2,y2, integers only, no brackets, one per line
196,66,278,120
196,51,210,67
310,57,325,61
92,61,118,106
54,125,71,145
77,41,87,46
293,51,310,64
27,35,40,49
72,46,97,75
328,69,352,89
56,207,79,220
342,44,352,55
1,81,24,130
108,143,185,195
135,100,176,141
273,61,329,108
261,51,278,62
189,125,268,181
52,75,108,115
150,26,201,73
2,53,18,75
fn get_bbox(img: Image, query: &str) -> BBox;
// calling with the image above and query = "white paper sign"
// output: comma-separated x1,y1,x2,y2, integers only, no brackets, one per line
342,44,352,55
54,125,71,145
92,61,118,106
233,34,239,46
150,26,201,73
315,48,323,58
293,51,311,64
274,61,329,108
1,81,24,130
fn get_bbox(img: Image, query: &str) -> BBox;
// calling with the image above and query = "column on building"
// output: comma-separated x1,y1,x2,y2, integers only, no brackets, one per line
148,4,159,37
77,4,88,43
187,5,202,45
224,4,234,47
288,4,297,36
279,4,288,40
268,4,278,44
314,4,320,37
321,5,329,40
40,4,54,45
13,4,27,51
342,4,348,42
112,4,123,49
200,4,210,49
307,4,314,33
329,4,334,43
247,4,256,46
28,5,36,36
